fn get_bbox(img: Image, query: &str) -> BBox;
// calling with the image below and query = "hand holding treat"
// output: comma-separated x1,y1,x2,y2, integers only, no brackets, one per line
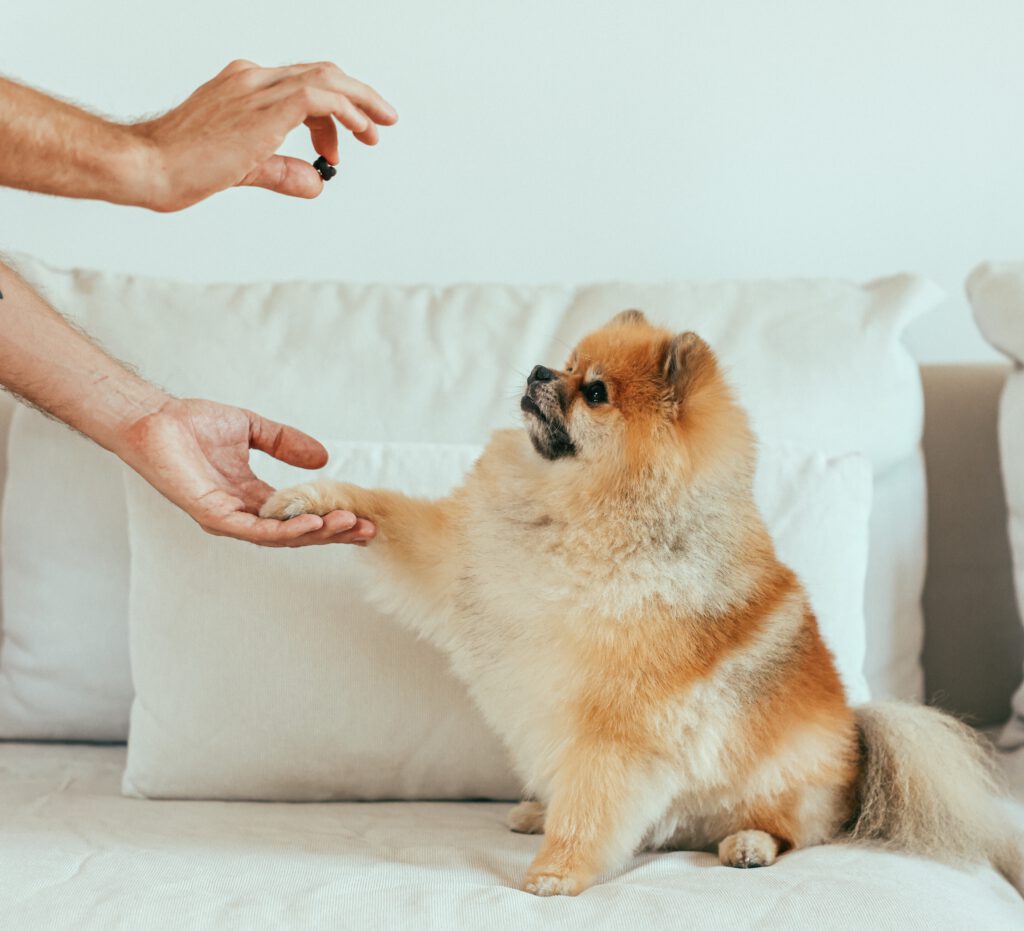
0,60,396,211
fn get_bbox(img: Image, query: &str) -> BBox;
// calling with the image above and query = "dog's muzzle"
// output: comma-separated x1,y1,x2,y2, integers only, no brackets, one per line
521,365,576,460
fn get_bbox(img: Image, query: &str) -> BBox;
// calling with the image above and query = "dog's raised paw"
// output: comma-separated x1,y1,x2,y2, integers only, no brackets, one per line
260,484,322,520
718,830,778,869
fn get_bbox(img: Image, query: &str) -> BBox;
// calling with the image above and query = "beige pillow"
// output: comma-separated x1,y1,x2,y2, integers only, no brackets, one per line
122,442,872,801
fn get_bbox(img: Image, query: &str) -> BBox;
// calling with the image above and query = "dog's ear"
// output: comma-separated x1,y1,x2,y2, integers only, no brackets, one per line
608,308,648,328
664,331,716,400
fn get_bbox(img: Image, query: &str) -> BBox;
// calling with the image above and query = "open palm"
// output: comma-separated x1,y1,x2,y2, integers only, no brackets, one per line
120,398,375,546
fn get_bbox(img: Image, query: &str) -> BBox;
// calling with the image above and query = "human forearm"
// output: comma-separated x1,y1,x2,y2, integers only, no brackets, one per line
0,259,168,451
0,260,373,546
0,77,152,207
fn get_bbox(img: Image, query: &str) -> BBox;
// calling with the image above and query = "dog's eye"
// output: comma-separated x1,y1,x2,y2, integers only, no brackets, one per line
583,381,608,406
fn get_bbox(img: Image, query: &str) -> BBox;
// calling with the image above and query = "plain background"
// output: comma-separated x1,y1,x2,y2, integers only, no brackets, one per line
2,0,1022,362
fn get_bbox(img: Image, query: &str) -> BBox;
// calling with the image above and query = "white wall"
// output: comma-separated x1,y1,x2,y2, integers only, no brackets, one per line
3,0,1022,362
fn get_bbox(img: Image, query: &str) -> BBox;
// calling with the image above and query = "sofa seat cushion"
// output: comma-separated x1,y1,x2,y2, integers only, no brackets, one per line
1,743,1021,930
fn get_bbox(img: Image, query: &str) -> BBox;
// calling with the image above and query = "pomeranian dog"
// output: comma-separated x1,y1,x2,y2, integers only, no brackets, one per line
262,310,1021,896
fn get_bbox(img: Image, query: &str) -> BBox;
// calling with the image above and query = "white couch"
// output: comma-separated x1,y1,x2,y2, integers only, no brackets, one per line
1,349,1023,926
1,742,1021,930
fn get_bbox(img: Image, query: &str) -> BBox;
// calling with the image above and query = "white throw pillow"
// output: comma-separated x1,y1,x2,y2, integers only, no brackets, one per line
0,254,937,739
0,409,130,739
968,262,1024,748
122,442,872,801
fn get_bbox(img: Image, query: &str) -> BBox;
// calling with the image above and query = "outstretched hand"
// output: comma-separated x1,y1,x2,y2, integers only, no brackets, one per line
117,398,376,547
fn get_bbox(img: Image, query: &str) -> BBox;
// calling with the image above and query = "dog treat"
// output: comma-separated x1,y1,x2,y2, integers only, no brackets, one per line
313,156,337,182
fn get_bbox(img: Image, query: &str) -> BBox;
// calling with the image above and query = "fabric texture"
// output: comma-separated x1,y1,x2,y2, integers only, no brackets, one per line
0,407,131,739
1,742,1022,931
968,262,1024,747
123,442,872,801
0,254,938,740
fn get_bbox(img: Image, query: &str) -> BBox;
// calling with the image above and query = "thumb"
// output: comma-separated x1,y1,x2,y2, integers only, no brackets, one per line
248,412,329,469
238,155,324,199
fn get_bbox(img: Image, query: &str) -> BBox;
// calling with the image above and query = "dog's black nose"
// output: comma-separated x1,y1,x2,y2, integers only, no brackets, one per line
528,365,555,385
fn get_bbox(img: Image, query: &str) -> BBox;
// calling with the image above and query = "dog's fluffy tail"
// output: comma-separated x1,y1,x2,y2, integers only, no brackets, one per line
850,701,1023,895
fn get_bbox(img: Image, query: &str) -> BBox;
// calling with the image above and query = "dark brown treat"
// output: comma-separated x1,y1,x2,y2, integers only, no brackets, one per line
313,156,337,182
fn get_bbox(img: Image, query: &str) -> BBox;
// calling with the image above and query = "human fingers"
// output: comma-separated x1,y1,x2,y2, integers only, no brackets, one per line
353,121,379,146
202,509,327,546
281,512,381,547
238,155,324,198
255,62,398,124
269,85,375,138
248,412,329,468
283,515,377,547
304,114,340,164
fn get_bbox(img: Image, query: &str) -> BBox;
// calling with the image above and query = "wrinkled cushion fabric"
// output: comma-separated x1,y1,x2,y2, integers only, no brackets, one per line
1,743,1022,931
0,254,938,740
122,443,872,801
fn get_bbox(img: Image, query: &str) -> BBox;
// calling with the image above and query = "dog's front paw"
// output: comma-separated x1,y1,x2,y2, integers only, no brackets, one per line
260,483,331,520
522,871,586,897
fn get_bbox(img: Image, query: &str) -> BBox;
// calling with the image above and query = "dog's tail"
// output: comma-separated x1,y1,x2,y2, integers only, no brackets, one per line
849,701,1023,895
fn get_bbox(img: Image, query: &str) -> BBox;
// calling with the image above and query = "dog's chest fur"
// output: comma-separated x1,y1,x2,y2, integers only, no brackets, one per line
434,434,767,799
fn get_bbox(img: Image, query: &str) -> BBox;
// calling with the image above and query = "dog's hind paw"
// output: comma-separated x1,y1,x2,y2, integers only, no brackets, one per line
718,830,779,869
507,800,546,834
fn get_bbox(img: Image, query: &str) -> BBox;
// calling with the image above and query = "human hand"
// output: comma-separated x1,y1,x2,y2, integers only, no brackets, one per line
130,59,398,211
117,397,377,547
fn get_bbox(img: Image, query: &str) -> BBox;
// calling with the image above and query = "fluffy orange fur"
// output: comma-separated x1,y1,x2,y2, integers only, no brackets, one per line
263,310,1019,896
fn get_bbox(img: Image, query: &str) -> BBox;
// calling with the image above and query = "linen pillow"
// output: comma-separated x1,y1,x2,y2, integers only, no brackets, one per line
0,254,937,740
122,442,872,801
0,409,130,739
967,263,1024,748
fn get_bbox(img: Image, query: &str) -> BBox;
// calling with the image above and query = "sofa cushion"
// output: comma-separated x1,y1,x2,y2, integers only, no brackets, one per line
0,255,938,740
2,742,1022,930
0,408,130,739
